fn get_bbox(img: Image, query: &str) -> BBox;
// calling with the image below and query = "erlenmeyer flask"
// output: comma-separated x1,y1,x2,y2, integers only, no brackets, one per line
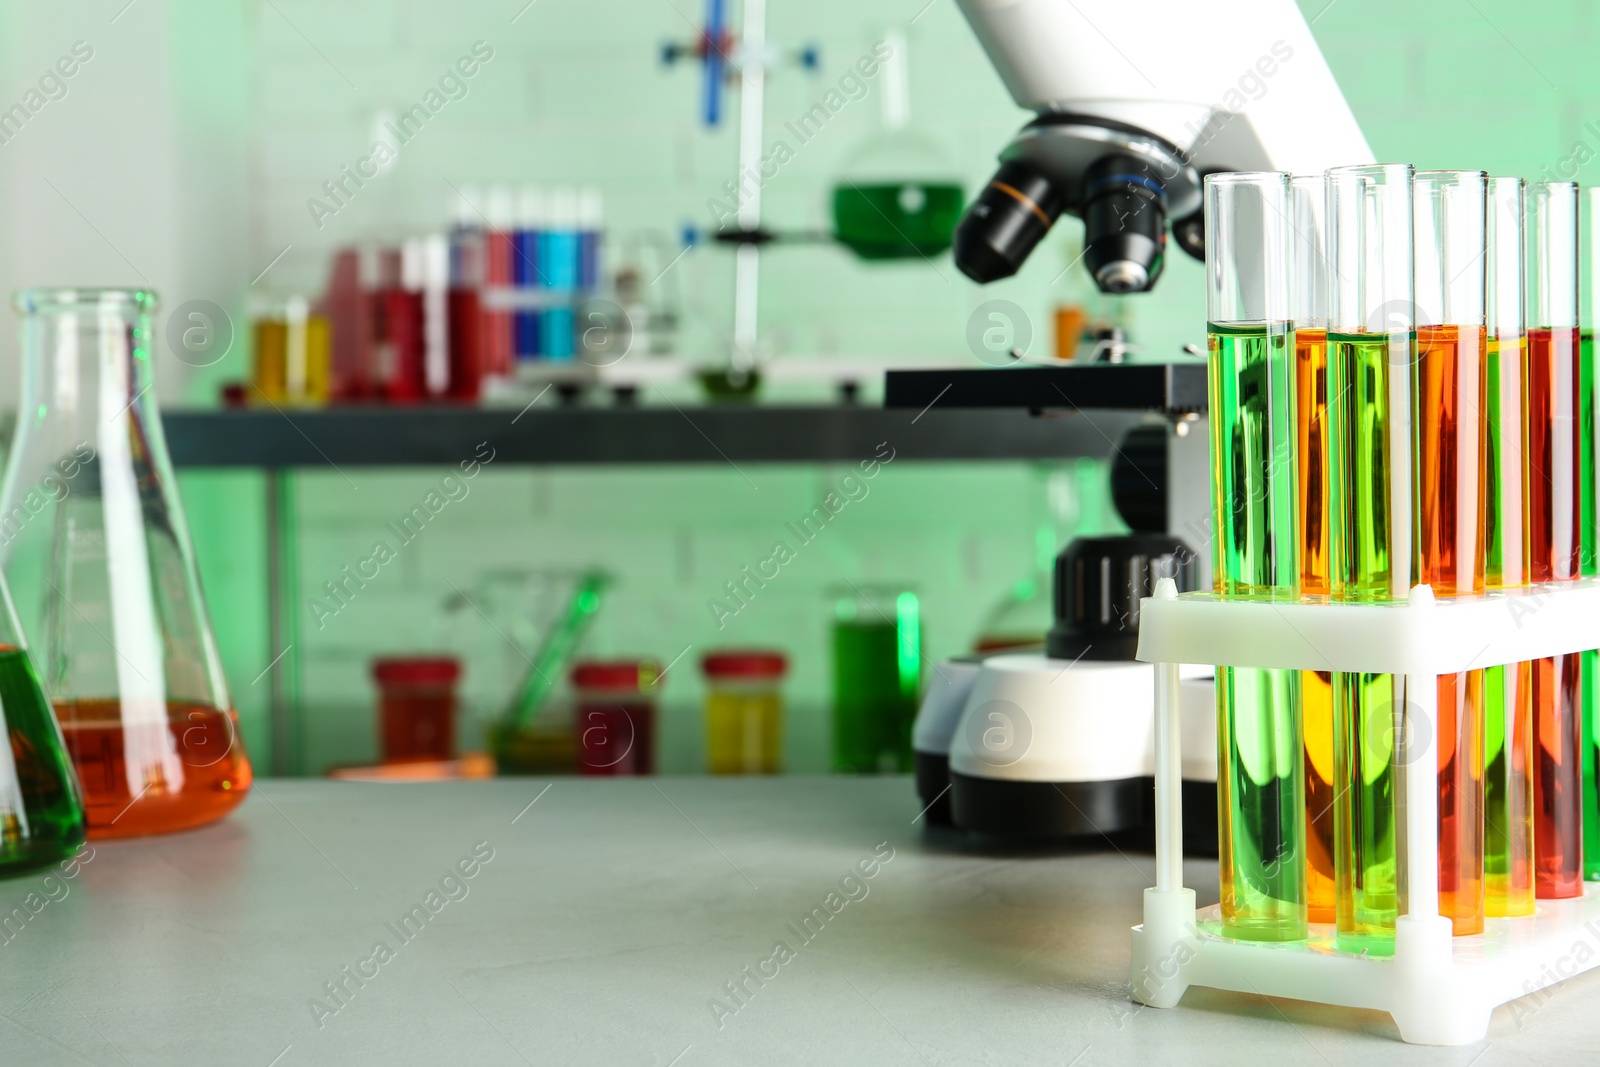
0,289,252,838
830,28,964,260
0,583,85,874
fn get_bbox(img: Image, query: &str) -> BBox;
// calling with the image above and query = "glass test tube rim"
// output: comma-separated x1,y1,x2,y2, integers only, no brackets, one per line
1413,170,1487,329
1487,175,1527,339
1326,161,1415,202
1205,169,1292,187
1288,173,1330,330
14,287,157,315
1326,162,1415,339
1414,168,1489,186
1583,187,1600,315
1205,171,1290,328
1527,180,1580,329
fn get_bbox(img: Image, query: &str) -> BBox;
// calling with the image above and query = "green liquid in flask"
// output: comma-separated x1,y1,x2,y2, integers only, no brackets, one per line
1208,323,1306,941
831,182,964,260
0,646,86,877
1327,330,1412,956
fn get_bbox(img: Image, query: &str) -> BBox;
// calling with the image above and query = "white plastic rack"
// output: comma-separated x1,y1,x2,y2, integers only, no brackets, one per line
1133,577,1600,1045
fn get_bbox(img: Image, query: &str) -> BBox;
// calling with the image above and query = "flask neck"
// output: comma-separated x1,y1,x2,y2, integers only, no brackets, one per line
18,299,156,438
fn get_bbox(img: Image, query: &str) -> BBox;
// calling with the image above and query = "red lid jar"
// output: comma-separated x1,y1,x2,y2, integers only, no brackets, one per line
571,658,660,776
371,656,462,764
701,650,788,681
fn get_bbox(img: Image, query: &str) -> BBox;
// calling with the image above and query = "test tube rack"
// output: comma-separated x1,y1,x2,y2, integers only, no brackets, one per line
1132,577,1600,1045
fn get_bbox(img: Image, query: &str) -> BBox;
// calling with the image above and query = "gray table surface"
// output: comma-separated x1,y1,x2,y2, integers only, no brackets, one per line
0,777,1590,1065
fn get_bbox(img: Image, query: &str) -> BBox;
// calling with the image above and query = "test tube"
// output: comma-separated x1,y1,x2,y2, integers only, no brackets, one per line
1205,171,1306,942
1526,180,1584,899
446,186,484,400
482,185,516,382
1327,163,1414,956
1483,176,1535,918
1413,170,1488,935
1289,174,1336,925
542,188,579,362
1580,187,1600,883
514,186,545,366
578,188,604,292
383,239,427,403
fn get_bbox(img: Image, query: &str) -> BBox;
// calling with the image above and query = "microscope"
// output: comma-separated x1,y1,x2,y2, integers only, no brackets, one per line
912,0,1373,840
950,0,1370,291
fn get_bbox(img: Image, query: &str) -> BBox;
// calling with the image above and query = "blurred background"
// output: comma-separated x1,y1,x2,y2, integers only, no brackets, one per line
0,0,1578,775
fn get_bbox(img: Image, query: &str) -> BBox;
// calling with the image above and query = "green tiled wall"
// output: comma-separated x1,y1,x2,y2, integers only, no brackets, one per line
182,0,1598,773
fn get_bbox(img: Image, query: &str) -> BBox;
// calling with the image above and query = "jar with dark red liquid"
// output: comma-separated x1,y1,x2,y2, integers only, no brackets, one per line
372,657,461,764
572,659,659,776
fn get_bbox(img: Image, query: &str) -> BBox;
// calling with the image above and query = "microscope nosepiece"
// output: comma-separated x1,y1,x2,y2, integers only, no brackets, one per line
1081,153,1169,295
953,159,1064,284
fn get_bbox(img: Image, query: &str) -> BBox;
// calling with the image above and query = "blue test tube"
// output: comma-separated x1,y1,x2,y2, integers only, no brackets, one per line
515,186,544,363
542,187,579,361
578,188,603,293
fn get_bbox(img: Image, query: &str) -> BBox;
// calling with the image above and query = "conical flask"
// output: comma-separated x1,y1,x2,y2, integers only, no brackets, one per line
830,28,964,260
0,578,86,874
0,289,252,838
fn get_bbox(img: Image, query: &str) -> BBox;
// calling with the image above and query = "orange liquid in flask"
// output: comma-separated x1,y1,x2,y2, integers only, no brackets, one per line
57,700,252,839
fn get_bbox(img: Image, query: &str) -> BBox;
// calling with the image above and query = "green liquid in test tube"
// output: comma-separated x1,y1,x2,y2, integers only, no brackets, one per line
1327,328,1406,955
1582,189,1600,881
1583,330,1600,881
1205,172,1306,943
1325,164,1416,957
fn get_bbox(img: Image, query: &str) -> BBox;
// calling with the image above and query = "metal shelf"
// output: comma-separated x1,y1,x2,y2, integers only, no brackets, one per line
163,377,1174,778
162,404,1148,468
884,361,1208,415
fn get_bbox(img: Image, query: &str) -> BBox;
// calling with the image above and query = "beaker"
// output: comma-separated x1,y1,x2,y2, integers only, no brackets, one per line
1414,170,1489,936
1327,163,1414,956
0,289,252,838
1205,171,1305,943
1525,181,1584,899
1483,177,1535,918
461,569,608,774
830,585,920,774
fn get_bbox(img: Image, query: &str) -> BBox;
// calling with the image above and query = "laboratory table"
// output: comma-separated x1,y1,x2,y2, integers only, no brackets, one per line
1,778,1590,1065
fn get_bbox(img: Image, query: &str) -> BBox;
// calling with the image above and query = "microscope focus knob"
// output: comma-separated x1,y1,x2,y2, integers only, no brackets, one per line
1046,534,1196,662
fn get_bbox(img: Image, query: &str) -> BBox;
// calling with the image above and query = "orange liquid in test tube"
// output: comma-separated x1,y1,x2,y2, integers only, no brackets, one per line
1294,326,1337,924
1527,325,1585,898
1414,324,1488,934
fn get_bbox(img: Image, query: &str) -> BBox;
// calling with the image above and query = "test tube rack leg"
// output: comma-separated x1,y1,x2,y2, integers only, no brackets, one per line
1131,578,1600,1045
